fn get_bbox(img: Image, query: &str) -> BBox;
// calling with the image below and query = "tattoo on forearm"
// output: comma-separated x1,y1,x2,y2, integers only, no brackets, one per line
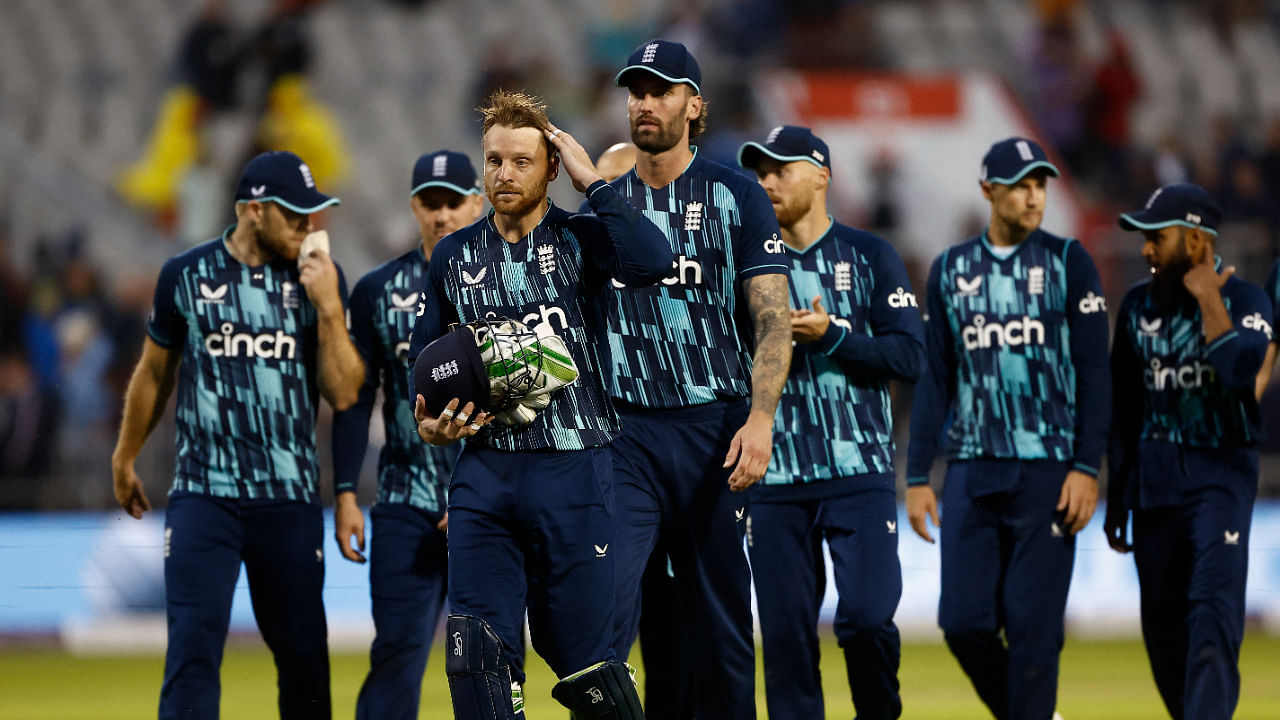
746,274,792,416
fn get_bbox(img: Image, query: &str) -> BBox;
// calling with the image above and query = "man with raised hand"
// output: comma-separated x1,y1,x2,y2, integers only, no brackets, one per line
607,39,792,719
1107,184,1270,720
331,150,483,719
111,150,363,719
739,125,925,720
906,137,1111,720
408,90,671,720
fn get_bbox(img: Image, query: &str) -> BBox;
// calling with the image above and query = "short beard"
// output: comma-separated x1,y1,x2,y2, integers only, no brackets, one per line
774,194,813,230
630,114,686,154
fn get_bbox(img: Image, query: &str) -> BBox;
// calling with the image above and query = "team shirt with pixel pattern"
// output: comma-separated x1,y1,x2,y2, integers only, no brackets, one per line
331,247,456,512
606,150,789,409
1109,264,1271,461
148,229,348,503
756,221,926,501
409,181,673,452
906,229,1111,482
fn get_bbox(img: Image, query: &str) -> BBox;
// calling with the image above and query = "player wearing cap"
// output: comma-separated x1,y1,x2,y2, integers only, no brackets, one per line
1106,184,1269,720
330,150,484,719
739,126,924,720
406,91,672,720
905,137,1111,719
110,150,364,719
605,39,792,720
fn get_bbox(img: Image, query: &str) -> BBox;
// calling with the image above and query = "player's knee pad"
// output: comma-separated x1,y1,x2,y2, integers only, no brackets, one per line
444,614,522,720
551,661,644,719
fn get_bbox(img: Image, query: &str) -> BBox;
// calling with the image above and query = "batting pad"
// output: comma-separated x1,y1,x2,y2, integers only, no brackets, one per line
551,661,644,719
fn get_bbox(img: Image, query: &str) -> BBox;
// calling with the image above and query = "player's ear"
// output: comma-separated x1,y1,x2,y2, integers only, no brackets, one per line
547,151,560,182
687,93,703,122
979,181,994,202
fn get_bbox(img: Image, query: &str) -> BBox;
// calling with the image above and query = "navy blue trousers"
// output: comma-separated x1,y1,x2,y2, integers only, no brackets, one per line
749,487,903,720
637,547,693,720
161,492,329,720
446,445,618,681
938,461,1075,720
611,399,756,720
1131,449,1256,720
355,503,448,720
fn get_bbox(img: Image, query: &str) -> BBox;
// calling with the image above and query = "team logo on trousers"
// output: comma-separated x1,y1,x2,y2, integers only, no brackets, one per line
1225,530,1240,545
594,543,608,558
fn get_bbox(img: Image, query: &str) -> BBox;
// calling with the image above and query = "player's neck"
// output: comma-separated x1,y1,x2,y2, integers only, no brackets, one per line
636,143,694,189
226,222,275,266
781,203,830,251
492,199,549,244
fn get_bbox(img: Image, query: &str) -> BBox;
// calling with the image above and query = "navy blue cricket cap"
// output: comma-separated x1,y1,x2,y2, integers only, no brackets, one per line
979,137,1060,185
738,125,832,175
410,150,481,199
234,151,339,214
1119,183,1222,236
615,39,702,95
413,326,490,418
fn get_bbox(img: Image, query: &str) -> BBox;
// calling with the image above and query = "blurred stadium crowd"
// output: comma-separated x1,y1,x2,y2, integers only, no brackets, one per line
4,0,1280,509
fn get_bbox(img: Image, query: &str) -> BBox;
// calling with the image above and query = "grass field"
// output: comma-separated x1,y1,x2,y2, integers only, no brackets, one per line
4,633,1279,719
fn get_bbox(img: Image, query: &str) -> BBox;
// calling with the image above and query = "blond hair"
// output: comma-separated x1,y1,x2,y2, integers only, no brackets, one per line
479,90,550,137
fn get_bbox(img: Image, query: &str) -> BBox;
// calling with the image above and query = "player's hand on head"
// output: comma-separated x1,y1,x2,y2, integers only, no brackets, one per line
415,395,493,446
334,491,366,563
906,485,939,544
544,122,603,194
111,461,151,520
791,295,831,343
723,411,773,491
1057,469,1098,534
1182,248,1234,300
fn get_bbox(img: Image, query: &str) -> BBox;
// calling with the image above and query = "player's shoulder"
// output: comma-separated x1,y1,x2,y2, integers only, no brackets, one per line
430,218,486,265
1118,281,1150,312
1223,273,1269,306
933,235,984,269
828,221,895,255
356,247,422,291
692,155,761,196
158,237,226,285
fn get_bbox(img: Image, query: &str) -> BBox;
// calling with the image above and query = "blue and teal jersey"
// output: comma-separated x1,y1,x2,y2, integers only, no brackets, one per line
408,181,673,452
605,150,789,409
1107,264,1271,509
906,229,1111,482
331,247,456,512
148,228,348,503
754,221,926,502
1265,258,1280,320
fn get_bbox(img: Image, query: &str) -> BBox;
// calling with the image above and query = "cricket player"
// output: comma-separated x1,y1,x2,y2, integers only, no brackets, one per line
110,150,364,719
331,150,484,719
407,90,672,720
739,125,925,720
606,39,792,720
906,137,1111,719
595,138,694,719
1106,183,1270,720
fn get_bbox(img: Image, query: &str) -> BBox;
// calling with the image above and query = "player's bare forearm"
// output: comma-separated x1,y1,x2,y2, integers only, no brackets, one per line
745,273,792,418
316,312,364,411
111,338,179,518
112,338,179,467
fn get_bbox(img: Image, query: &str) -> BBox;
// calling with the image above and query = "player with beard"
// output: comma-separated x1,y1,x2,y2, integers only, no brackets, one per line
906,137,1110,719
1106,183,1270,720
604,40,792,720
111,150,364,719
739,126,925,720
407,90,672,720
331,150,484,719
